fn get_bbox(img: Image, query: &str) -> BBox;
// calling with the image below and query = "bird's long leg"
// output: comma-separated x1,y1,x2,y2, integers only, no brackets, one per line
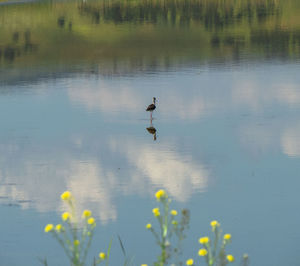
150,111,153,121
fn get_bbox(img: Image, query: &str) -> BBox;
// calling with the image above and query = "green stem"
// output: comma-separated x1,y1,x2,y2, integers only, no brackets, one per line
82,228,94,263
52,233,72,261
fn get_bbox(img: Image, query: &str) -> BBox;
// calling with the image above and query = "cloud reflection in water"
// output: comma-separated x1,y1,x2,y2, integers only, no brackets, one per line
67,80,209,120
281,125,300,157
0,135,208,223
1,65,300,225
109,138,209,202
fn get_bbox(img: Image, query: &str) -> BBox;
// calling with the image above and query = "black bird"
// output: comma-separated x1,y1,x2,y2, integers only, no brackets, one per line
146,97,156,119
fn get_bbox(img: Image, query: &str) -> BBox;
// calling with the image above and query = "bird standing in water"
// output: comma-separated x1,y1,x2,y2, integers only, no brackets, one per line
146,97,156,120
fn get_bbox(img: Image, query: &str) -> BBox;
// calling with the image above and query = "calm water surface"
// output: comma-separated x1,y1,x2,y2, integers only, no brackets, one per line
1,0,300,265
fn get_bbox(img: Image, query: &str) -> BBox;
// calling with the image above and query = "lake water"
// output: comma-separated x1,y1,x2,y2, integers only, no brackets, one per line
1,0,300,265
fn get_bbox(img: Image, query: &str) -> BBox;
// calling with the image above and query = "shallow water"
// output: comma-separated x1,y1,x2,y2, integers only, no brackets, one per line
1,0,300,265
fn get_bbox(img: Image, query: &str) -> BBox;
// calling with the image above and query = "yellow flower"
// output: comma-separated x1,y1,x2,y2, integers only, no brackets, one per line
210,220,220,228
88,217,96,225
172,220,178,225
227,255,235,262
186,259,194,265
82,209,92,218
198,249,208,256
155,189,167,200
152,208,160,217
199,236,210,244
146,223,152,229
62,212,71,221
99,252,106,259
224,234,231,240
61,191,71,201
44,224,54,233
74,240,80,246
55,224,63,232
170,210,178,216
141,264,148,266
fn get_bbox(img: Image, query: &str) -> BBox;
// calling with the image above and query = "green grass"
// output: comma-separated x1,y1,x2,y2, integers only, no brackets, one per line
1,0,300,72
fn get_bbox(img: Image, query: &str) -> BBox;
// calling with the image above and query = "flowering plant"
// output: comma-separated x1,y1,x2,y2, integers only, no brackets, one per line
44,191,110,266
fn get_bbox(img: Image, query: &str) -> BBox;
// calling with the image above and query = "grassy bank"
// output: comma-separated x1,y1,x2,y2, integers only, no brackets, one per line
0,0,300,74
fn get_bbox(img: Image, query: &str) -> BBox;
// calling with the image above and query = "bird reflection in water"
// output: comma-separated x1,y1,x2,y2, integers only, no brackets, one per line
146,97,157,141
146,118,157,141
